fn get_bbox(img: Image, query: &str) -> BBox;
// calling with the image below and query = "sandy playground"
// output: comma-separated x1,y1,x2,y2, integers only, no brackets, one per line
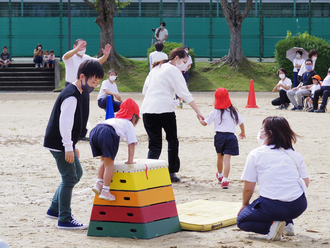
1,91,330,248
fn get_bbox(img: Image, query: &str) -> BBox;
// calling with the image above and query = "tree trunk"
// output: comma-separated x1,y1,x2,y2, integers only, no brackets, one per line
83,0,125,68
214,0,252,68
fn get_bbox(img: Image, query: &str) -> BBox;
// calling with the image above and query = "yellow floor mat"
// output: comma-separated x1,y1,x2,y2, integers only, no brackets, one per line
177,200,241,231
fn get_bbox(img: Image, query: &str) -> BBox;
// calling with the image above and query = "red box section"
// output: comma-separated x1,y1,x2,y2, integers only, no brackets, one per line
90,201,178,223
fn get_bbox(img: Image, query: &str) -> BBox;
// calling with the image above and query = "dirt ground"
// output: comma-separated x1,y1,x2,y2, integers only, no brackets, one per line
0,91,330,248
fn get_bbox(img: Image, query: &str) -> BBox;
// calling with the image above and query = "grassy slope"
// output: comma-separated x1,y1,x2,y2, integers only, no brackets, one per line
59,59,279,92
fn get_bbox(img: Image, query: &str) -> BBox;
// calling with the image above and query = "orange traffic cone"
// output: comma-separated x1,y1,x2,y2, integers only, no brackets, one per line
245,79,259,108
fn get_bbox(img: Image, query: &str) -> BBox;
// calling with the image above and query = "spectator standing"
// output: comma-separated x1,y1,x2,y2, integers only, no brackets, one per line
0,46,11,67
292,51,305,87
33,44,44,67
155,22,168,43
182,46,193,86
62,38,111,141
149,41,168,71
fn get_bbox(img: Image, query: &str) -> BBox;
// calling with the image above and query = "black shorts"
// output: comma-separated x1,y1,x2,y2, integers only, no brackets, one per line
89,124,120,160
214,132,239,156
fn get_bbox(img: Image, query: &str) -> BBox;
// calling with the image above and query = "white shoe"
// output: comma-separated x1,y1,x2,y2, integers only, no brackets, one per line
267,221,286,241
284,223,295,236
92,182,103,196
99,189,116,201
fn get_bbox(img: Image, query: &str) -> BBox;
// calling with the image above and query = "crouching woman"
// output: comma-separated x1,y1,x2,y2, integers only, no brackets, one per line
237,116,309,241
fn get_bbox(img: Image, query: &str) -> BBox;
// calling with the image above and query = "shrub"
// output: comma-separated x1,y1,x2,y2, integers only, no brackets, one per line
147,42,196,72
275,31,330,80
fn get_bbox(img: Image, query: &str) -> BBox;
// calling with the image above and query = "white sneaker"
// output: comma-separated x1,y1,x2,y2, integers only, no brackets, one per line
92,182,103,196
99,189,116,201
284,223,295,236
267,221,286,241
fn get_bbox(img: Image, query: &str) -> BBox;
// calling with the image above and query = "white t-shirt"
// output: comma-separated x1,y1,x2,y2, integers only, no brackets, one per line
322,75,330,86
241,145,308,202
276,77,292,91
141,63,194,114
63,54,96,83
204,109,244,133
293,58,305,72
149,51,168,71
155,28,168,42
99,118,138,146
310,84,321,95
183,55,193,71
97,79,119,100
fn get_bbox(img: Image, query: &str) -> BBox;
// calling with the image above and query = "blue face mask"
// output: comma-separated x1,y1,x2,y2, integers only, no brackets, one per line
306,65,312,71
81,78,94,93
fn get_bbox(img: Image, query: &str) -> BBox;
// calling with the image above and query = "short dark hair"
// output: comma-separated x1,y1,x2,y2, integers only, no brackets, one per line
154,41,164,51
108,69,117,76
305,59,313,65
262,116,299,150
3,46,7,49
296,50,303,56
50,50,54,53
279,68,287,76
160,22,166,26
183,46,190,51
74,39,85,46
76,60,104,80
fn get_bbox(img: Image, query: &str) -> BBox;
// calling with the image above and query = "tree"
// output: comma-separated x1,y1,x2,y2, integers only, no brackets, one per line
83,0,130,68
213,0,253,68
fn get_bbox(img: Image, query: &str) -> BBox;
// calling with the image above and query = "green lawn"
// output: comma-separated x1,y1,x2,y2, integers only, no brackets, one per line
59,59,279,92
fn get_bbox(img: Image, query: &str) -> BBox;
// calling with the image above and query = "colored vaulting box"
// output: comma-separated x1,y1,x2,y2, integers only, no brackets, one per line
90,201,178,223
87,216,181,239
92,185,175,207
110,159,170,191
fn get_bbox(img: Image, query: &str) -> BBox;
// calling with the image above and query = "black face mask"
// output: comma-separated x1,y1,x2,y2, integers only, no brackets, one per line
81,78,94,93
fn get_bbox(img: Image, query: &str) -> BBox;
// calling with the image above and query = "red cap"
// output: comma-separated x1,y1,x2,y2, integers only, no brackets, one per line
115,98,140,119
214,88,231,110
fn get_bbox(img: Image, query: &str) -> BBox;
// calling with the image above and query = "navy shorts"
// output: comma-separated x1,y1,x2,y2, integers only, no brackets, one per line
89,124,120,160
214,132,239,156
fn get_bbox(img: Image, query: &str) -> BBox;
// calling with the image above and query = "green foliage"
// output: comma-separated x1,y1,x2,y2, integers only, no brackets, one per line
275,32,330,80
147,42,196,72
91,0,131,13
59,60,278,92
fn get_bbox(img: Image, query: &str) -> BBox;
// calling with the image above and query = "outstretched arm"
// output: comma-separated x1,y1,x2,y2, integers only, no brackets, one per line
97,44,111,64
63,40,86,60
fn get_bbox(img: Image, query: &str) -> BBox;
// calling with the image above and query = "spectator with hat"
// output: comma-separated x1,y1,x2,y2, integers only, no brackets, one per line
309,69,330,113
304,75,321,110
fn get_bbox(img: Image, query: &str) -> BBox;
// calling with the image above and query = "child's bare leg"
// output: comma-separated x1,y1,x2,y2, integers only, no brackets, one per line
223,154,231,178
97,156,105,179
217,153,224,173
102,157,114,187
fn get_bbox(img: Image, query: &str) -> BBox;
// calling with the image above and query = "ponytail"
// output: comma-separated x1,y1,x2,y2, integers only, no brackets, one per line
218,105,239,125
152,47,187,69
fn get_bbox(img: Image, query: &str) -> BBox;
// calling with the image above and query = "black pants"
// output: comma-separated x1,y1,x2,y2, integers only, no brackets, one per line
65,81,89,138
313,87,330,110
271,90,290,106
143,112,180,173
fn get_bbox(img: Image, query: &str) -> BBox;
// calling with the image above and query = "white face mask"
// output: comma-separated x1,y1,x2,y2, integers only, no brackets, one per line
109,76,117,81
176,59,186,71
279,74,285,79
77,49,86,56
257,131,267,146
296,54,301,58
312,56,317,61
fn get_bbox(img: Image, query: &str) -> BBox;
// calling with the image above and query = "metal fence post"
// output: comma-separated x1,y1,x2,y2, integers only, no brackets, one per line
182,0,185,46
9,0,12,56
259,0,263,62
60,0,63,60
160,0,163,22
210,0,213,61
308,0,311,34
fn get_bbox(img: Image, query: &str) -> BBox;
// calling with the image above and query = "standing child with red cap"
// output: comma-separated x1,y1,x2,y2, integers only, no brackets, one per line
90,98,140,201
199,88,246,189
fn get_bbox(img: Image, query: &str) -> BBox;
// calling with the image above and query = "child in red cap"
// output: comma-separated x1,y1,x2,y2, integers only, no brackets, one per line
199,88,246,189
90,98,140,201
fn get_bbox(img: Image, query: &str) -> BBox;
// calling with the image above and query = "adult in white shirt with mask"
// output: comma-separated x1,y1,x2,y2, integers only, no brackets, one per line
141,48,204,183
271,68,292,109
237,116,309,241
62,39,111,141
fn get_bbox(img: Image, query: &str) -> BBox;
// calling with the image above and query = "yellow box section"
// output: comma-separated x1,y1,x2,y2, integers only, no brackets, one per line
111,167,171,191
93,185,175,207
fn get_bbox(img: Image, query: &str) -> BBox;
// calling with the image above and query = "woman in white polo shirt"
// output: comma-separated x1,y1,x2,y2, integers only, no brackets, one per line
141,48,204,183
237,116,309,241
271,68,292,109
